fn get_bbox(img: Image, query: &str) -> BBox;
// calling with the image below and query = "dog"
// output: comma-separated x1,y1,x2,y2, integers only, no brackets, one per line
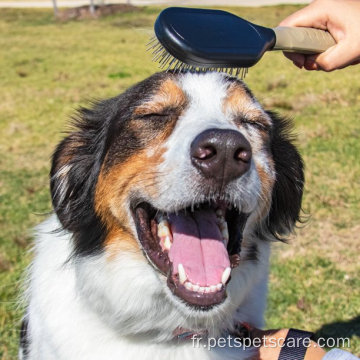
19,71,304,360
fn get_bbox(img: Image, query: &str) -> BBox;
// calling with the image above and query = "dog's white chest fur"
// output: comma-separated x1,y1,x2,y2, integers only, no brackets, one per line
23,215,269,360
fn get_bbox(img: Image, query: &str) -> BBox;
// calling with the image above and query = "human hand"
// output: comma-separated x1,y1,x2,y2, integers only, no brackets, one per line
249,327,326,360
279,0,360,71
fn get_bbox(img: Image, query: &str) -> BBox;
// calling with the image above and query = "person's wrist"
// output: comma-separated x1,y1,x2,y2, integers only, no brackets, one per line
304,340,326,360
250,327,327,360
251,328,289,359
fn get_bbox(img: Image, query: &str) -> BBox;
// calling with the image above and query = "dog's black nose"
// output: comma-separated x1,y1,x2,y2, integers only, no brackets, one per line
191,128,252,184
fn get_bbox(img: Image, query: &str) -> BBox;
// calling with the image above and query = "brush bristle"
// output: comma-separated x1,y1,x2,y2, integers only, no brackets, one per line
147,36,248,79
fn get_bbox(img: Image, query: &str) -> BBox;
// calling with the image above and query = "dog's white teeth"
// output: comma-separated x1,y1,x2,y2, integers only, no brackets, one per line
163,236,172,251
158,219,173,251
222,227,229,242
157,219,171,237
221,224,229,240
178,264,187,284
185,282,192,290
182,281,223,293
192,284,200,292
216,215,229,245
221,267,231,285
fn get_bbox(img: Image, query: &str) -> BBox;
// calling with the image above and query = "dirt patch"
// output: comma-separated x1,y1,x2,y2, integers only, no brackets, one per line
57,4,140,21
263,97,293,110
266,77,288,91
0,253,12,272
111,16,152,28
274,220,360,273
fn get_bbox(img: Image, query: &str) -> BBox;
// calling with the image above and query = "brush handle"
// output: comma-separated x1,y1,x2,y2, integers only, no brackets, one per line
273,26,336,54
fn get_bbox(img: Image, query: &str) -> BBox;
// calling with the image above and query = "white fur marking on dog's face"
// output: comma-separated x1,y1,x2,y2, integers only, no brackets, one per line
150,72,275,215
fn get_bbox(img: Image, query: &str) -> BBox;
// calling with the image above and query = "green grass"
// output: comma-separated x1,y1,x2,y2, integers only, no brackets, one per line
1,6,359,359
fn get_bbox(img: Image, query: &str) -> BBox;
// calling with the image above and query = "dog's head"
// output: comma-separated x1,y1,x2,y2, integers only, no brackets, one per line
50,72,303,337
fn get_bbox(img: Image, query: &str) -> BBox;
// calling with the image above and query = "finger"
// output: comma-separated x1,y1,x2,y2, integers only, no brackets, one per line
299,39,359,71
350,59,360,66
304,54,320,70
314,40,359,71
279,2,328,30
283,52,306,68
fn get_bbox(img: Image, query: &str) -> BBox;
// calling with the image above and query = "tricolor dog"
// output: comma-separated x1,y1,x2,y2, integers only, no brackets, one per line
20,71,304,360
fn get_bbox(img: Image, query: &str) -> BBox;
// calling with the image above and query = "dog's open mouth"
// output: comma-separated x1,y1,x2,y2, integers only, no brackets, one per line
133,201,248,309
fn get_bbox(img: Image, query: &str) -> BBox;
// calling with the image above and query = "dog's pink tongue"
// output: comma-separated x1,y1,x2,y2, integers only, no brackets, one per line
168,209,230,287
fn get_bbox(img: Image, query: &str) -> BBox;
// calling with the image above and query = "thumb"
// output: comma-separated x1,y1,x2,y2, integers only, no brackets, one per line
310,39,358,71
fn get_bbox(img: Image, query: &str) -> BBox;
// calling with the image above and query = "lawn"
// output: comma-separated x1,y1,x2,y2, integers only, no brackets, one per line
0,5,359,359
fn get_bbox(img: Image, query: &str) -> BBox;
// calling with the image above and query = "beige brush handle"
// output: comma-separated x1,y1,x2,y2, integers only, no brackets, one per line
273,26,336,54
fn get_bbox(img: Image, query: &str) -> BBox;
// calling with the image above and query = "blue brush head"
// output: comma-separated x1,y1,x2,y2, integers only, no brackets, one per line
150,7,276,75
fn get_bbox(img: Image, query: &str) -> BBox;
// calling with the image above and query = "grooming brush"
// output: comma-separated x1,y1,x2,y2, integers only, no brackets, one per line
148,7,336,78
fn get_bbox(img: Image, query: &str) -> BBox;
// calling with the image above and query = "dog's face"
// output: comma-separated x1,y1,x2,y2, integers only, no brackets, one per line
50,72,303,336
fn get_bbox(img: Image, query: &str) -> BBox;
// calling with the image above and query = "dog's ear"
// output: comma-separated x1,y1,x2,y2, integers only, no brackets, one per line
266,111,305,238
50,102,113,255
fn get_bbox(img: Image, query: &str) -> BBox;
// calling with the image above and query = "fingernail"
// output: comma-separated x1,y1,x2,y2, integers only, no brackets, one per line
305,62,318,71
